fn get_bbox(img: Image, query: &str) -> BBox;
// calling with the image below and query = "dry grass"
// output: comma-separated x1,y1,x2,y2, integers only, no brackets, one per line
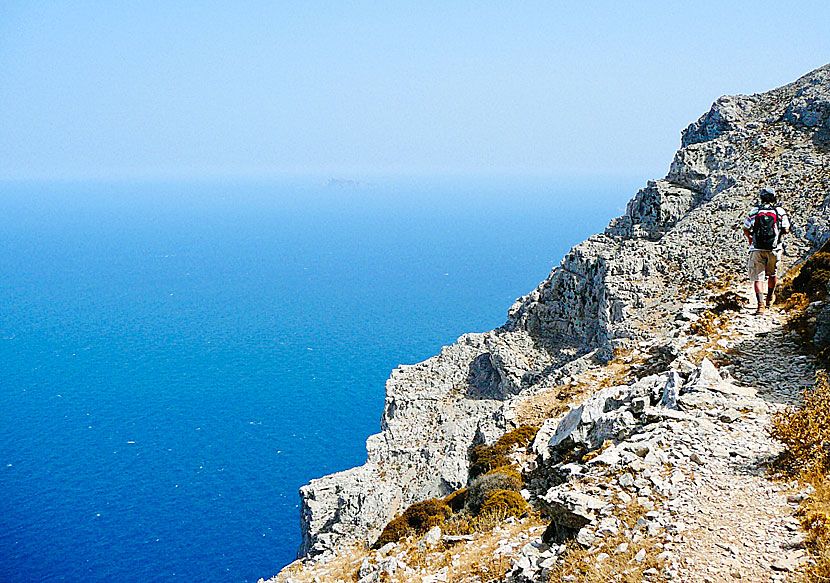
682,304,741,366
452,554,514,583
769,371,830,477
442,516,548,583
269,542,366,583
512,347,648,428
546,502,667,583
798,477,830,583
597,348,638,389
376,515,547,583
512,383,581,427
675,288,747,366
769,371,830,583
442,506,535,536
582,440,614,463
688,309,735,339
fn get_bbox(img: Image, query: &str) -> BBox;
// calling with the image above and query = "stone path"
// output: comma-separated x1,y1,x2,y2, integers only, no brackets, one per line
661,300,813,582
501,292,817,582
264,293,818,583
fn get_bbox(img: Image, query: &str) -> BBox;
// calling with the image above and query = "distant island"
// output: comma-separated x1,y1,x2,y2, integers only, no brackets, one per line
325,178,374,189
261,62,830,583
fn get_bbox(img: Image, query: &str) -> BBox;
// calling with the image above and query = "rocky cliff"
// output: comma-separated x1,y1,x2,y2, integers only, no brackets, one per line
296,63,830,559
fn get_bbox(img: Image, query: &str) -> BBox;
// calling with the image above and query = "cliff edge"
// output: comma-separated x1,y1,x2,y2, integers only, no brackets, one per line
295,63,830,561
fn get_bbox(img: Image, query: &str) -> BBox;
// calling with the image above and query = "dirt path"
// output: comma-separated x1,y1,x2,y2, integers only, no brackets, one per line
664,302,813,582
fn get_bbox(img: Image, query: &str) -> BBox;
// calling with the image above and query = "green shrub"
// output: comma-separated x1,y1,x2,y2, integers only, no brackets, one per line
480,489,527,518
373,498,451,548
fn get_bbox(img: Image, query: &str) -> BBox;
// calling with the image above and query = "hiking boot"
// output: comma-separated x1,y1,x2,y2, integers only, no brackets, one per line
766,292,775,308
756,303,766,315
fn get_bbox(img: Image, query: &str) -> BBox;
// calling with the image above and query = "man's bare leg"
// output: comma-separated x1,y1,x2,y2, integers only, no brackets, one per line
754,280,766,314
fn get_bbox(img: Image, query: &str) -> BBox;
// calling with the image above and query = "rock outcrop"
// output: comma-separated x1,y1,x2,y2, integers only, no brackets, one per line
502,305,815,582
297,63,830,558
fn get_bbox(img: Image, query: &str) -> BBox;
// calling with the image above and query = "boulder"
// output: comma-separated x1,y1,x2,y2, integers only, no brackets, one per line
660,371,683,409
541,486,606,543
548,385,632,453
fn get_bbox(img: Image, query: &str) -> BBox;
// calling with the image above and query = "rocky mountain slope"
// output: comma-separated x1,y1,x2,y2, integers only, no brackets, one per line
264,301,816,582
290,62,830,570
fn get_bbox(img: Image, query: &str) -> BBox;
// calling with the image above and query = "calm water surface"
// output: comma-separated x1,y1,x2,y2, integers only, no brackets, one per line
0,176,636,582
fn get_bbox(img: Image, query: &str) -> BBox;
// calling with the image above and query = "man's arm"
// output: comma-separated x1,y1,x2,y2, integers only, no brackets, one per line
779,206,791,235
743,210,755,244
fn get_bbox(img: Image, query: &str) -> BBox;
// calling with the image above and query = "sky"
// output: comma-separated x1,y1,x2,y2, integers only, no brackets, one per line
1,1,829,181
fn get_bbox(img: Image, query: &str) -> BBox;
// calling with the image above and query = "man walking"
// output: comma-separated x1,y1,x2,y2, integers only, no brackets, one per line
743,187,790,314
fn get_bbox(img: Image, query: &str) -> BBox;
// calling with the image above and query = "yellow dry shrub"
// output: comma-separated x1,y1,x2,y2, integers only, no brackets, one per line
801,478,830,547
769,371,830,476
465,468,522,514
770,370,830,583
469,425,538,478
689,311,718,338
781,241,830,303
776,241,830,343
479,490,527,519
443,487,468,512
782,291,811,313
798,477,830,583
373,498,451,548
486,465,522,483
711,291,745,314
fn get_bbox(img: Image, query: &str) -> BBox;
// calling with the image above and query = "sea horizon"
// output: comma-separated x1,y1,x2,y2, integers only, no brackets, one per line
1,175,641,582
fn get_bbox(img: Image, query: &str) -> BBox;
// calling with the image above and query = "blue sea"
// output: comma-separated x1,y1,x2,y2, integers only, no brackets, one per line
0,176,635,582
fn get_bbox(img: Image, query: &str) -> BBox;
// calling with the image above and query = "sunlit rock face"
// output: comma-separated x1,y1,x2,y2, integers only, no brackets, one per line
297,63,830,558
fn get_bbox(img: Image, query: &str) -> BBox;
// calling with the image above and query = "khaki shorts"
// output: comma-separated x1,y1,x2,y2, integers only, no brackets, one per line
748,249,781,282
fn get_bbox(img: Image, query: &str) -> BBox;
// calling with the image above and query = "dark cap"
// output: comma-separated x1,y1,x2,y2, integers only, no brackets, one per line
760,186,777,202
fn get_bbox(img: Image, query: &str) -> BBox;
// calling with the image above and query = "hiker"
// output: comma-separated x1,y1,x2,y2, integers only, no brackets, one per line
743,187,790,314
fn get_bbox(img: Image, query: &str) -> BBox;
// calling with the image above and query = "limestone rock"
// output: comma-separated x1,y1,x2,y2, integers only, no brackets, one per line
548,385,632,453
294,62,830,558
419,526,442,548
659,371,682,409
541,487,606,543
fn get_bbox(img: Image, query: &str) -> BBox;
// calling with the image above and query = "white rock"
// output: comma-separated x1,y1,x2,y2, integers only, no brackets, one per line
419,526,442,548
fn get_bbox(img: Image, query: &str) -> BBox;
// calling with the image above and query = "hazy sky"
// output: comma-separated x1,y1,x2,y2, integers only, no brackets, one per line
1,1,829,180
